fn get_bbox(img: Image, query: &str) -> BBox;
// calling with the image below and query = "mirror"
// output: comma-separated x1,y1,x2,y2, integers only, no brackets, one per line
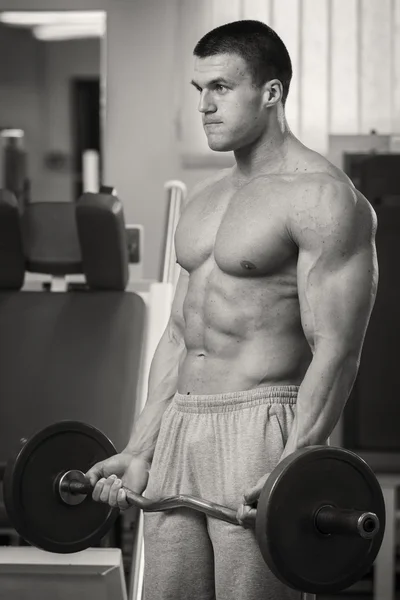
0,11,105,208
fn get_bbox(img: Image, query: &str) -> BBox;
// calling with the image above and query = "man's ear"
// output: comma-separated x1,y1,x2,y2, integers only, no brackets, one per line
262,79,283,107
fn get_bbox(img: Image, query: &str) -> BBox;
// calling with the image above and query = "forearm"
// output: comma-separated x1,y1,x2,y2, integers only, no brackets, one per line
124,326,185,462
280,344,360,461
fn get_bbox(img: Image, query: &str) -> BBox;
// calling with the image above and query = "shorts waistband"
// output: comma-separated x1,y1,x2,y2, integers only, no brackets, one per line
173,385,299,413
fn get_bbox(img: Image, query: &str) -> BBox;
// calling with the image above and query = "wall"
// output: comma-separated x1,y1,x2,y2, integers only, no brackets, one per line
42,38,100,203
104,0,180,274
0,24,100,204
0,24,45,201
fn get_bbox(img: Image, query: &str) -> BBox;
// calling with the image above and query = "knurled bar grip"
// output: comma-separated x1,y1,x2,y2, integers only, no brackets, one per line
66,479,239,524
64,477,379,537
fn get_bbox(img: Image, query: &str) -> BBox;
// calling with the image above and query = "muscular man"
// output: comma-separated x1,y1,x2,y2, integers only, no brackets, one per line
87,20,378,600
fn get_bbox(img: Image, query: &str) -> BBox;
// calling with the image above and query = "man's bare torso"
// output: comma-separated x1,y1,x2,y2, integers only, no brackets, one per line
174,145,365,395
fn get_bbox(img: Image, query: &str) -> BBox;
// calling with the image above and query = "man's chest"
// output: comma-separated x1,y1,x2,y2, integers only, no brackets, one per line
175,179,297,277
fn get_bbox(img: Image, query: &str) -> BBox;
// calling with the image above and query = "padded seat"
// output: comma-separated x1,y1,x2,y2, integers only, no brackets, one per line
21,202,82,276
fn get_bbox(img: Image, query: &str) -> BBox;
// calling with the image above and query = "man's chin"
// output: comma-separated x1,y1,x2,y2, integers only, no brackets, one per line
207,139,232,152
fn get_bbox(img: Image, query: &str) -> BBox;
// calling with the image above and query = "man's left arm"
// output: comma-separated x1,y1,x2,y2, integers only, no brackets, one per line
237,180,378,525
280,180,378,459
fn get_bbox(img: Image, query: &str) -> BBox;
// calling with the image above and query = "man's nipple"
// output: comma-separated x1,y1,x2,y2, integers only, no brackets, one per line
241,260,257,271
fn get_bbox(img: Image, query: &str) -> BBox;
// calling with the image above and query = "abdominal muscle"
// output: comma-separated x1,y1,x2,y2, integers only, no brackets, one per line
177,264,312,395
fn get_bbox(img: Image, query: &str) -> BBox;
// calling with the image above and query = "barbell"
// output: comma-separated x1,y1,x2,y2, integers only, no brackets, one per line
3,421,385,594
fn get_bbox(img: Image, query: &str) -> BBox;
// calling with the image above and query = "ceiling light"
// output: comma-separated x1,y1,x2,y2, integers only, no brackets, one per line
0,11,105,27
0,129,24,138
33,23,105,41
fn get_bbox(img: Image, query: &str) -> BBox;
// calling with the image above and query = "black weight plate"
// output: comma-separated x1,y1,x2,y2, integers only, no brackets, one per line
4,421,119,553
255,446,385,593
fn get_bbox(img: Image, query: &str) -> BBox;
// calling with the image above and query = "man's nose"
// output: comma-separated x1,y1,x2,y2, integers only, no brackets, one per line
198,90,216,113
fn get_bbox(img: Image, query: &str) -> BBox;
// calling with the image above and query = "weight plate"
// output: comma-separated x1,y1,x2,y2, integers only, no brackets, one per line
255,446,385,593
4,421,119,553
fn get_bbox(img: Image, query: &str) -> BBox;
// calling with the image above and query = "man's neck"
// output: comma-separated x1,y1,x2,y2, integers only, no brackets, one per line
233,113,295,183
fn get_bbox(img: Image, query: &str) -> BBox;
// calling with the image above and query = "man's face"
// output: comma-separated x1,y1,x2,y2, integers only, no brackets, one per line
191,53,266,152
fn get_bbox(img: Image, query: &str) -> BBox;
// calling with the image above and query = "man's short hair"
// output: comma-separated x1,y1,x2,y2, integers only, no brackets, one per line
193,20,292,106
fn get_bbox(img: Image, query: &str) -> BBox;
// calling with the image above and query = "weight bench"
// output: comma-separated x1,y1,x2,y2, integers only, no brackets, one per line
0,189,145,455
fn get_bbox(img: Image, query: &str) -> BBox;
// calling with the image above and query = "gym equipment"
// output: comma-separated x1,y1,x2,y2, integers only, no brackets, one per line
4,422,119,554
255,446,384,593
4,421,385,594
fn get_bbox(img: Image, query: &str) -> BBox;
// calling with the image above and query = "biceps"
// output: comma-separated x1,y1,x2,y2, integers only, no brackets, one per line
298,247,378,353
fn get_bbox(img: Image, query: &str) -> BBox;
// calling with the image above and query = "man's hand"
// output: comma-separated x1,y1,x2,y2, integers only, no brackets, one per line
87,454,150,511
236,473,270,528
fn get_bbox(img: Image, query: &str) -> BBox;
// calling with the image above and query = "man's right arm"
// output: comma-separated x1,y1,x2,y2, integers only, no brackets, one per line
121,170,229,463
123,267,189,463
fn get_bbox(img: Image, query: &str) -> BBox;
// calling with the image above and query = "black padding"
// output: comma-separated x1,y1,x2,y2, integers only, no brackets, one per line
22,202,82,276
0,291,145,462
0,190,25,290
76,193,129,291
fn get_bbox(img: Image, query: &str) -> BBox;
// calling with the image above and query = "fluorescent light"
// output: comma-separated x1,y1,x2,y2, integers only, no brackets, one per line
0,11,105,27
33,23,105,41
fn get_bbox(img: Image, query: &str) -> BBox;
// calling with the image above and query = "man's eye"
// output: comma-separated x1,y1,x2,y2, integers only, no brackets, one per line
215,85,227,93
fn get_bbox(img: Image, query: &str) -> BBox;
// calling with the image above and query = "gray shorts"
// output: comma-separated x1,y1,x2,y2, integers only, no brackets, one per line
143,385,301,600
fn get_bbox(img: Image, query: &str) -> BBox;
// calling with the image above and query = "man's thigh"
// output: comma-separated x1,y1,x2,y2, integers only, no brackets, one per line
143,509,216,600
209,519,301,600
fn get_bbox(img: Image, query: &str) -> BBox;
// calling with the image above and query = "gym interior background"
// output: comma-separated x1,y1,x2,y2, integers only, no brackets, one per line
0,0,400,599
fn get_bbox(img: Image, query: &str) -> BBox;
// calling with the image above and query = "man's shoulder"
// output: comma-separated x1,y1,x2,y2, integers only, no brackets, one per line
291,171,354,200
287,171,377,246
283,147,371,216
291,170,374,220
